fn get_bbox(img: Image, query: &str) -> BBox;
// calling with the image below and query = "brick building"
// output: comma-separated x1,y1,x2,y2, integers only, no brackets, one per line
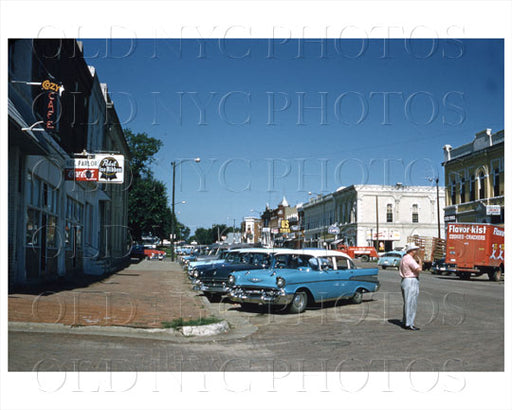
442,128,504,224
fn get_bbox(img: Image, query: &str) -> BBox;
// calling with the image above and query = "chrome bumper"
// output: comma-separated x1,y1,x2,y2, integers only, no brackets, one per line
195,283,229,294
229,288,293,305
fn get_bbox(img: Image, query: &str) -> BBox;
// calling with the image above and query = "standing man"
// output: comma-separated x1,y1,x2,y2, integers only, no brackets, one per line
399,243,422,331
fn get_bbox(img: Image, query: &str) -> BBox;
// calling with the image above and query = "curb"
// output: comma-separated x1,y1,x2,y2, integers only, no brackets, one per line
8,320,231,341
181,320,230,336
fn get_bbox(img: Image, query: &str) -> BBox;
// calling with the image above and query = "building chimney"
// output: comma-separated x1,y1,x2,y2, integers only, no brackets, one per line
443,144,452,162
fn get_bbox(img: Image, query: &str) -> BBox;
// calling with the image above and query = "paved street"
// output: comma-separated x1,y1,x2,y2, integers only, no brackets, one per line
9,261,504,372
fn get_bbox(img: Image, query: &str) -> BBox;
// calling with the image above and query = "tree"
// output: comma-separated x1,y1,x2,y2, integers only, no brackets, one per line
124,129,162,179
189,224,233,244
124,129,189,242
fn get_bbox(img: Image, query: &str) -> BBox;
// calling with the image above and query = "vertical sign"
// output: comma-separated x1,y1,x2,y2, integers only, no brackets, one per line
40,79,62,131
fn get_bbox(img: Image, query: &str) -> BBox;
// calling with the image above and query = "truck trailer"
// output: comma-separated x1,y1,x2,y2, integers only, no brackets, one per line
446,223,504,281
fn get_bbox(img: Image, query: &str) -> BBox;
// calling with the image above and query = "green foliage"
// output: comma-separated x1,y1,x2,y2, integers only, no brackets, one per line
124,129,190,242
190,224,233,245
125,129,162,178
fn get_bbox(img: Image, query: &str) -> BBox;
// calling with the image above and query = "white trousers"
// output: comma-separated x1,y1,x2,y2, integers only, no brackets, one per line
401,277,419,327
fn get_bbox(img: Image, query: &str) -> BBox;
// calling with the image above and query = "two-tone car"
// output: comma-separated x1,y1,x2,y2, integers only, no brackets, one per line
377,251,405,270
228,249,380,314
193,248,278,301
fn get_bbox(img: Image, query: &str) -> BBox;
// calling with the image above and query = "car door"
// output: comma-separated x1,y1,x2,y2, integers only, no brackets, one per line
333,255,356,298
311,256,341,301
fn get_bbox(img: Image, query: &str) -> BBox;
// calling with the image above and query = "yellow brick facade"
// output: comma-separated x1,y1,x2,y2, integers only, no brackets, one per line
443,129,504,224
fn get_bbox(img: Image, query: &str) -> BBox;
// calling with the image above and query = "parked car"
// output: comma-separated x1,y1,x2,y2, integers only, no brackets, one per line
130,244,166,260
193,248,277,302
228,249,380,314
377,251,405,270
187,248,237,277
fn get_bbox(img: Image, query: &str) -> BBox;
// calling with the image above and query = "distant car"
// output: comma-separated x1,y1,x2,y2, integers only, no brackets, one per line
228,249,380,314
130,244,165,260
377,251,405,270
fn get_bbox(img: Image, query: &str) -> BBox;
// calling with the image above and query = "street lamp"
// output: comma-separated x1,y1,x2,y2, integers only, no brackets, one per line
171,158,200,261
426,176,441,238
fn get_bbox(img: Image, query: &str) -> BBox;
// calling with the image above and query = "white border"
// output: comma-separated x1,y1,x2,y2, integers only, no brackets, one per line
2,1,511,410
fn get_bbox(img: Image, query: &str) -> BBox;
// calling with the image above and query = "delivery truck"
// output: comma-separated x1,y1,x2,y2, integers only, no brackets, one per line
336,245,379,262
446,223,504,281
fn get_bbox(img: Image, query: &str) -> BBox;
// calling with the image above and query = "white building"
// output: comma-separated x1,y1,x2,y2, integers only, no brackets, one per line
303,184,445,252
241,216,261,244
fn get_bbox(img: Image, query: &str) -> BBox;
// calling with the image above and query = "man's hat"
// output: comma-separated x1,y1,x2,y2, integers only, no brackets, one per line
405,243,420,253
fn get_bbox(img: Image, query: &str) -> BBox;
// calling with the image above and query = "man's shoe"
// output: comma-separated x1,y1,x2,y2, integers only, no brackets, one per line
406,326,420,331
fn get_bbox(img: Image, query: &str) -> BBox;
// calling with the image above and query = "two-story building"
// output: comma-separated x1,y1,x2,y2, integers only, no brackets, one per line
442,128,504,224
260,197,300,248
241,216,262,244
303,184,445,251
8,39,130,289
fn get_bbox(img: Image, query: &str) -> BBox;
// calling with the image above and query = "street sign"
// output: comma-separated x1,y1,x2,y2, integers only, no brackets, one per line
486,205,501,216
328,225,340,235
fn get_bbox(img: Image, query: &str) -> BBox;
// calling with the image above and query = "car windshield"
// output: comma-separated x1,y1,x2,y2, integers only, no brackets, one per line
239,252,271,266
273,254,312,269
224,252,241,263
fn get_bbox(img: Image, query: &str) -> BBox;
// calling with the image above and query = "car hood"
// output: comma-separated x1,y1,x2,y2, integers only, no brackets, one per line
200,263,270,279
189,259,225,269
232,267,314,288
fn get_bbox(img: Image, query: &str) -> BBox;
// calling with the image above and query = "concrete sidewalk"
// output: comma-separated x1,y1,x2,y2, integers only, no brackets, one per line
8,260,208,329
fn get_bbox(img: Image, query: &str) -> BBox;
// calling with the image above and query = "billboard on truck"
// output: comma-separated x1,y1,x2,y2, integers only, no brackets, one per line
446,223,504,281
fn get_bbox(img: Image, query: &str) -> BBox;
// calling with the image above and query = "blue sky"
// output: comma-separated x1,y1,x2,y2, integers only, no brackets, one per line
79,39,504,233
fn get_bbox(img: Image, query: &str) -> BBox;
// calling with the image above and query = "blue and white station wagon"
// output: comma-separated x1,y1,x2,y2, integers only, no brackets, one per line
228,249,380,314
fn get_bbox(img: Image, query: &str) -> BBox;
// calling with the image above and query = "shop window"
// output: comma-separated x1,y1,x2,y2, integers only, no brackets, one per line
28,174,41,207
46,215,58,248
386,204,393,222
64,221,72,248
26,209,40,246
412,204,419,223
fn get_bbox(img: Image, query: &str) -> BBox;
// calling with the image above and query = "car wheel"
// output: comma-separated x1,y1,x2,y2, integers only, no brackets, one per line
351,289,363,304
360,255,369,262
288,291,307,314
488,267,503,282
381,266,387,270
459,272,471,280
204,292,222,303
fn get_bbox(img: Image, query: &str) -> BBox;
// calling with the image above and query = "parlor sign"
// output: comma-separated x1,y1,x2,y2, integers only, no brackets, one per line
65,154,124,183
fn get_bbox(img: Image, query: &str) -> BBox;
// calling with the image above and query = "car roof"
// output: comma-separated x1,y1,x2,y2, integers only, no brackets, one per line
236,248,278,254
271,248,351,259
